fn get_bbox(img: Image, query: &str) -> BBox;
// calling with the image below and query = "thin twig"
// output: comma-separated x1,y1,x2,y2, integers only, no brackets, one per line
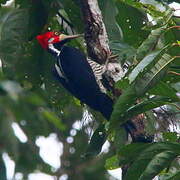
168,71,180,76
168,26,180,30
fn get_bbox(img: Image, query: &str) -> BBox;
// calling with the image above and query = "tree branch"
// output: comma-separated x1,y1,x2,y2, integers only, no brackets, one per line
79,0,111,64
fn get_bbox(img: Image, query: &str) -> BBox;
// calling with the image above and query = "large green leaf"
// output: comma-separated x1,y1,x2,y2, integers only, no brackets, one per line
118,0,173,24
114,127,127,150
129,44,171,83
41,110,66,131
99,0,123,41
59,0,84,33
162,132,179,142
145,141,180,153
135,53,176,96
129,51,160,83
115,1,149,47
110,52,177,128
0,7,12,36
149,81,178,101
135,26,167,62
122,96,176,120
139,151,177,180
0,81,56,139
105,155,119,170
118,142,180,164
118,143,152,166
115,142,180,179
109,41,136,64
166,171,180,180
28,0,48,39
144,111,157,135
124,151,178,180
109,85,137,130
0,9,28,60
0,8,44,86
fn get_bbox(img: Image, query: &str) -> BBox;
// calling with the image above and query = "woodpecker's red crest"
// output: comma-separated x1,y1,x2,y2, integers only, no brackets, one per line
36,31,61,49
37,32,83,49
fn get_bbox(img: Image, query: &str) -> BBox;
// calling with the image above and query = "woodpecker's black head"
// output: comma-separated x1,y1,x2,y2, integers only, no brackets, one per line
36,31,82,50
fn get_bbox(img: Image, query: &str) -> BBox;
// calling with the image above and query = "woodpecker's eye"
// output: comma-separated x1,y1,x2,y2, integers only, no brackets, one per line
54,32,59,36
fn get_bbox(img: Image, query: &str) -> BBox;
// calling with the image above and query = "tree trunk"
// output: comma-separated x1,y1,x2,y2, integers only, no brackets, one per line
79,0,111,64
79,0,152,178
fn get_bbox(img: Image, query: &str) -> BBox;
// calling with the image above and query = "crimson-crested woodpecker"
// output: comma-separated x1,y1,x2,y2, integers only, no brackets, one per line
36,31,138,140
37,31,115,119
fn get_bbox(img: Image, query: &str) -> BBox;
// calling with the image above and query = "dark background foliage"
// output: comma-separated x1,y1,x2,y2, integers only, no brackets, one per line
0,0,179,180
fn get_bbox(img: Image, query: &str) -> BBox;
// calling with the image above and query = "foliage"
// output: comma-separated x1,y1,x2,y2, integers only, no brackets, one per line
0,0,179,179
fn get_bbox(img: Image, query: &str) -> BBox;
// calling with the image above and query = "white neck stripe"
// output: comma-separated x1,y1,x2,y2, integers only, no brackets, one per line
48,44,61,56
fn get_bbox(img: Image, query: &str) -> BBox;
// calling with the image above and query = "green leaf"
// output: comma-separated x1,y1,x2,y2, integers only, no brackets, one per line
41,110,66,131
129,51,160,83
135,53,176,96
143,142,180,154
0,9,28,61
28,0,48,39
122,96,175,120
109,41,136,64
135,26,166,62
85,124,107,157
118,143,152,166
135,6,175,61
166,171,180,180
0,7,12,34
144,8,173,29
144,111,156,135
109,85,137,130
99,0,123,41
118,142,180,166
129,44,172,84
110,73,176,129
114,127,127,150
162,132,179,142
115,1,149,47
122,142,180,180
24,93,46,106
105,155,119,170
149,81,178,101
60,0,84,33
138,151,177,180
0,7,47,87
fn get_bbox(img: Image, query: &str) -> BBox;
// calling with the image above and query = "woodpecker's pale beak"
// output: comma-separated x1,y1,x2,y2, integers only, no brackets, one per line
59,34,83,41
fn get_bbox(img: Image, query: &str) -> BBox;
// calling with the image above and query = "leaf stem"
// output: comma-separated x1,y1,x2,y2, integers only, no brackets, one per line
167,26,180,30
168,71,180,76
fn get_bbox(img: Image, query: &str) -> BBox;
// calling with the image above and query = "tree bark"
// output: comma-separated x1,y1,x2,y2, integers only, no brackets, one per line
79,0,111,64
79,0,153,177
79,0,151,140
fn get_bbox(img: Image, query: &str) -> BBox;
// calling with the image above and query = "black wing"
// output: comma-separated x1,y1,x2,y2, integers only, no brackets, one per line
53,46,113,119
